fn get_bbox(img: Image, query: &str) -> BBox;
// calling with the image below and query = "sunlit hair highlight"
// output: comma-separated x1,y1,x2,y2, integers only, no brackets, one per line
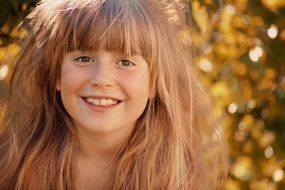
0,0,229,189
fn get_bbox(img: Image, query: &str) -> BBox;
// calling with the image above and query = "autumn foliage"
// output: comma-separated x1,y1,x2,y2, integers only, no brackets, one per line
0,0,285,189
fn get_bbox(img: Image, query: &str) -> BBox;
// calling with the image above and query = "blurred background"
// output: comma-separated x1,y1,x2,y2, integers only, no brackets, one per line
0,0,284,189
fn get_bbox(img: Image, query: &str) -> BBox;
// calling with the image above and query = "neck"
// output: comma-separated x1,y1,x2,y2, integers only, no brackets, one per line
76,125,134,162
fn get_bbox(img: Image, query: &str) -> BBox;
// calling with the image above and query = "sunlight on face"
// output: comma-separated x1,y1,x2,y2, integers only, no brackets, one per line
57,50,151,135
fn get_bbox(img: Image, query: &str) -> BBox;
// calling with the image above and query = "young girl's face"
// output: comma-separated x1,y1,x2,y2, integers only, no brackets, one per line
57,50,151,134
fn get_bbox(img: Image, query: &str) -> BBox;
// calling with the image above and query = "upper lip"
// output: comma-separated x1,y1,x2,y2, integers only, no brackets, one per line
82,95,122,101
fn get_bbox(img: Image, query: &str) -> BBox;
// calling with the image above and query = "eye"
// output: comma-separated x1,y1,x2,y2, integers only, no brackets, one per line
74,56,94,63
117,59,135,67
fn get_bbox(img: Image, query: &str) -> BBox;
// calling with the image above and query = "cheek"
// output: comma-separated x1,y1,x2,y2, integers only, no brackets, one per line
124,71,150,99
60,67,88,91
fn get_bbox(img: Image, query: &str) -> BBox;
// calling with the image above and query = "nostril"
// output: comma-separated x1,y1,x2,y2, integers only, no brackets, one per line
88,75,115,87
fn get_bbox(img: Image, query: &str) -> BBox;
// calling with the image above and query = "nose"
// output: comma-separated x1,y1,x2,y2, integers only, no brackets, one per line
88,63,115,88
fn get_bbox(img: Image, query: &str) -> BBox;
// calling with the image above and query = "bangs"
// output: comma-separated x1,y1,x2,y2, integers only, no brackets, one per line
56,0,159,59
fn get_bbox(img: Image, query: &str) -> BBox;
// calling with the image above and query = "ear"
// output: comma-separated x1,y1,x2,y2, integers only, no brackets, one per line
56,80,61,91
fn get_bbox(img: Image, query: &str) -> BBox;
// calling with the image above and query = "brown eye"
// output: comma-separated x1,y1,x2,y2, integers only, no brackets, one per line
75,56,94,63
117,59,135,66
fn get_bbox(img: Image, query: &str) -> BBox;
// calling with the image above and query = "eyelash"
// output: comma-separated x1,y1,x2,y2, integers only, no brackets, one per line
116,59,136,67
74,56,135,67
74,56,94,63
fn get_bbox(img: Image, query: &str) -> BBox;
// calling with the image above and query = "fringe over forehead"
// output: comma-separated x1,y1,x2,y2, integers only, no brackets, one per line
28,0,172,61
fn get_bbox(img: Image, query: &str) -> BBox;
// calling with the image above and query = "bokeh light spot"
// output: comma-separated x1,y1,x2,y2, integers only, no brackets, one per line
264,146,274,158
228,103,238,114
232,156,252,180
249,46,263,62
225,4,237,15
273,169,284,182
198,58,213,72
247,99,256,109
267,24,278,39
0,65,9,80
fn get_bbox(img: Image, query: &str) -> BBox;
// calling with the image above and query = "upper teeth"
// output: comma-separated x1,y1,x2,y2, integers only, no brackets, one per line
86,98,118,106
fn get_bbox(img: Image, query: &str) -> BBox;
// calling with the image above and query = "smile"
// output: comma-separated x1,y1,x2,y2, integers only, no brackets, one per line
81,96,122,112
85,97,118,106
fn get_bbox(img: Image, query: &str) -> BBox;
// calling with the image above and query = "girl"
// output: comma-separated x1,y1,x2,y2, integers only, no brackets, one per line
0,0,229,189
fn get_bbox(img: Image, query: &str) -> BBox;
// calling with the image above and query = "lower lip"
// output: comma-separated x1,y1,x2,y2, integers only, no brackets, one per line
82,98,120,112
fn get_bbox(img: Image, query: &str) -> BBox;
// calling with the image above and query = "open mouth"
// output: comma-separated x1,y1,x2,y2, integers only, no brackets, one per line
82,97,121,107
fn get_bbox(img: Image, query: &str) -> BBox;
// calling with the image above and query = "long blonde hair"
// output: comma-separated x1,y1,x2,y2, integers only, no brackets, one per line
0,0,229,189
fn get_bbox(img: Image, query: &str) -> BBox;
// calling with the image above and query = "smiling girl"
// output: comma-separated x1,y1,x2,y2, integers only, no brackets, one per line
0,0,229,189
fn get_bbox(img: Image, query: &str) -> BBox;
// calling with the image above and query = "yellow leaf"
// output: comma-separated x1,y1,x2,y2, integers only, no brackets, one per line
258,131,275,148
225,178,242,190
192,1,210,34
231,156,253,180
211,81,233,106
250,179,277,190
262,0,285,9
